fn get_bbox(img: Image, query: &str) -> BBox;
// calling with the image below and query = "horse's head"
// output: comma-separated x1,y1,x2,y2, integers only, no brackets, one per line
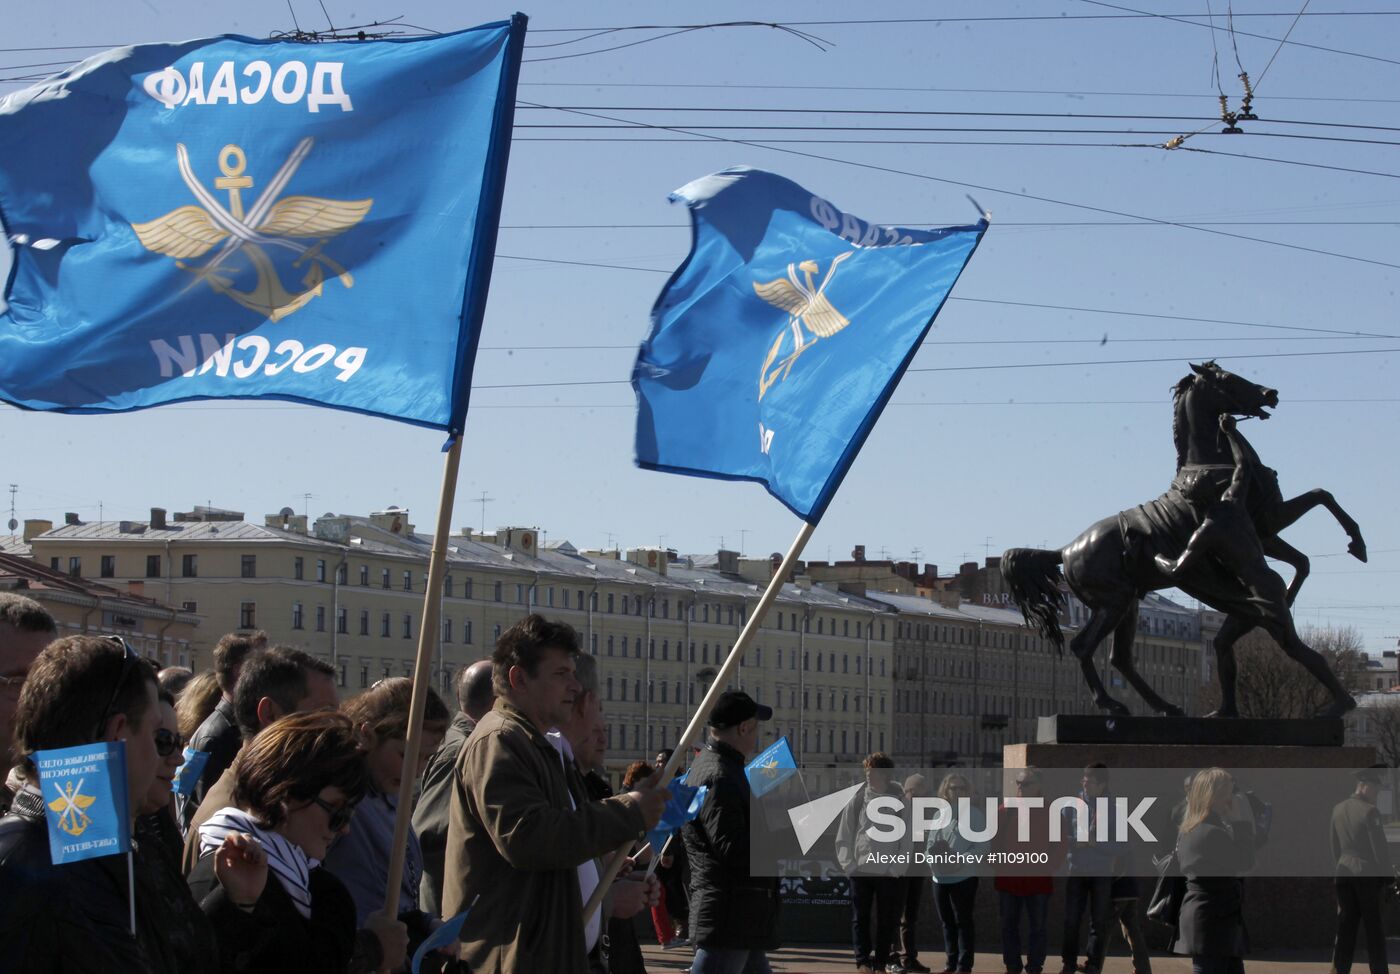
1179,360,1279,420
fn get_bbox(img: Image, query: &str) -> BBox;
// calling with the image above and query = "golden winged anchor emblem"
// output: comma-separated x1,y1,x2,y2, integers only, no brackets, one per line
752,251,853,400
48,779,97,837
130,138,372,321
757,756,781,779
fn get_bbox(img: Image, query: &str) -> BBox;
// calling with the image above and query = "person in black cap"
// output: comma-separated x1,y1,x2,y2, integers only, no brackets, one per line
681,689,780,974
1330,765,1393,974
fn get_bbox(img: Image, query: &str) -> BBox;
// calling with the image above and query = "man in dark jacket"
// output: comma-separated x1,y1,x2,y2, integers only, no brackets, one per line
0,635,163,972
178,630,265,831
682,689,781,974
1331,766,1393,974
413,657,494,916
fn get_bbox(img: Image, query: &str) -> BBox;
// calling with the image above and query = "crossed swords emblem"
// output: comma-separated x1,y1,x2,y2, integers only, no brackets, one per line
131,138,373,321
47,779,97,837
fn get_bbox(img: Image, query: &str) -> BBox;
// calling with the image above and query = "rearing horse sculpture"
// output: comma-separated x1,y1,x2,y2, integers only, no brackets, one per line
1002,361,1365,718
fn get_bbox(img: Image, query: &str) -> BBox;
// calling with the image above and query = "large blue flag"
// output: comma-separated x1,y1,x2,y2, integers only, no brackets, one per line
33,741,131,864
644,778,706,856
0,17,525,434
634,168,987,522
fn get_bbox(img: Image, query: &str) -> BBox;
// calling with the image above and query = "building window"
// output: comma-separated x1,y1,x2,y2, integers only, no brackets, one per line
816,654,823,673
607,636,614,657
445,575,454,598
315,606,326,632
403,571,413,592
292,603,304,629
381,612,391,637
464,620,473,644
181,554,197,578
359,610,369,635
360,565,369,586
381,568,390,589
443,618,453,643
492,624,502,644
402,614,412,639
463,578,473,600
294,557,304,580
336,607,347,634
577,590,585,612
100,555,115,578
241,555,257,578
494,581,502,602
336,564,347,585
66,556,82,577
240,602,256,628
607,593,615,613
181,601,198,613
591,633,598,656
316,559,327,582
515,583,525,604
360,666,369,689
145,555,160,578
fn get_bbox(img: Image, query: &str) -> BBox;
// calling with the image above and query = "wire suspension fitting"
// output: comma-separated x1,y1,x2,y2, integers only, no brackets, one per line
1237,72,1258,121
1219,94,1243,135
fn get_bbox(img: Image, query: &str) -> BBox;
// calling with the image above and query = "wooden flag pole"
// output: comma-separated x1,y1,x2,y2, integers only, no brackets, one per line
582,519,816,924
380,437,464,941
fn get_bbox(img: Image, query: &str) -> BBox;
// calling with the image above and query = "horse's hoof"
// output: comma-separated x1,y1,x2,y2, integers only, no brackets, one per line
1159,705,1187,718
1204,709,1239,719
1316,695,1357,719
1349,539,1368,563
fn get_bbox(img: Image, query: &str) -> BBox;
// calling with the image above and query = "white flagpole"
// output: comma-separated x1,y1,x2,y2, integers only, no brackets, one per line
127,850,136,936
582,519,816,924
381,438,464,939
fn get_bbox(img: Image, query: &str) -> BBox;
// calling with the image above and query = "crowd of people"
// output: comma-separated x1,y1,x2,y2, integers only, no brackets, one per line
0,592,1392,974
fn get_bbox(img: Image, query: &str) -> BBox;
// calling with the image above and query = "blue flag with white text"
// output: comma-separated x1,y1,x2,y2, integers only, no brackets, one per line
746,736,799,798
34,741,131,864
171,746,210,797
634,168,987,522
0,16,525,433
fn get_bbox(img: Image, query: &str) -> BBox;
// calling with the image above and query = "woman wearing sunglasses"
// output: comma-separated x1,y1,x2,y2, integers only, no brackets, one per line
133,686,220,973
189,708,400,974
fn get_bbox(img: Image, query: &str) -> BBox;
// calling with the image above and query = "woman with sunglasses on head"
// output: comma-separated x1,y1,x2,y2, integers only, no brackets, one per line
133,685,221,973
189,708,406,974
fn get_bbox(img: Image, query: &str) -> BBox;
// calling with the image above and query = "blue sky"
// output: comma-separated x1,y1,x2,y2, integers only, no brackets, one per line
2,2,1397,651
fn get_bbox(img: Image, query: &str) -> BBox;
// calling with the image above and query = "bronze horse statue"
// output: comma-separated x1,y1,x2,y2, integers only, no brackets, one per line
1003,361,1366,718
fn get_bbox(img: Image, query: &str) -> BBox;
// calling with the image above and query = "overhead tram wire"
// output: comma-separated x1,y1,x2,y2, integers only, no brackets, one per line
491,254,1400,342
515,100,1400,272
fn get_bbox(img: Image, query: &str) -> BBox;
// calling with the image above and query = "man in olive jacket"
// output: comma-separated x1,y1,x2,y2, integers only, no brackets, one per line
442,615,669,974
682,690,782,974
1331,766,1393,974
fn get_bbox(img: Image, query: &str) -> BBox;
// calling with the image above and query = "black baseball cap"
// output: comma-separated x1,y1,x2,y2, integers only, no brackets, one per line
708,690,773,728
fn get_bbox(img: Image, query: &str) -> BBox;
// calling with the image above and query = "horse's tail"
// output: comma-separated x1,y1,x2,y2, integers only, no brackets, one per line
1001,547,1067,654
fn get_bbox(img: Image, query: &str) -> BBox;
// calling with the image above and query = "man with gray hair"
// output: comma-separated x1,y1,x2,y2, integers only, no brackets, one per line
0,593,57,815
414,658,494,915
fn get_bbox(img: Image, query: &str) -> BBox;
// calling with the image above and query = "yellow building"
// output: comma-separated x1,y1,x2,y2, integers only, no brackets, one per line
0,551,198,665
26,506,895,767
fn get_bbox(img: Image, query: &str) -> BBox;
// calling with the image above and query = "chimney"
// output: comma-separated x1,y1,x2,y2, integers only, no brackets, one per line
626,548,668,576
852,545,866,563
369,506,412,535
716,549,739,575
23,519,53,542
501,527,540,558
64,512,80,526
150,507,167,530
314,516,351,543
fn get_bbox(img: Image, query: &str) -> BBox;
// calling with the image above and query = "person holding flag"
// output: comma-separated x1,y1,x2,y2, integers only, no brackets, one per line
682,690,781,974
0,636,165,969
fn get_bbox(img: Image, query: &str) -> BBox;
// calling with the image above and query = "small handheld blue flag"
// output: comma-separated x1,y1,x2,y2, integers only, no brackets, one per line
171,747,210,797
33,741,131,864
634,168,987,522
644,779,704,856
0,16,526,434
746,736,799,798
412,907,471,974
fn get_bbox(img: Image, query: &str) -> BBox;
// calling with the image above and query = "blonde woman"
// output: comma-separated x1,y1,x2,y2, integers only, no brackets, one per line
928,773,989,974
1168,768,1258,974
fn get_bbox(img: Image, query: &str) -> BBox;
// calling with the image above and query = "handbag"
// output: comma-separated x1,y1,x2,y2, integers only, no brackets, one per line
1145,850,1185,926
